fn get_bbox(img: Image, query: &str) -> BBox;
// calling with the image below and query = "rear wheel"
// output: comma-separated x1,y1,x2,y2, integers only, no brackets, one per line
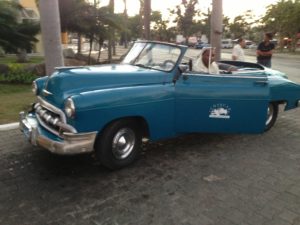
265,102,278,131
95,119,142,170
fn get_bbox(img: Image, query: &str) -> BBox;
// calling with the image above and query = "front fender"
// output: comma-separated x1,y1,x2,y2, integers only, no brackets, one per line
70,84,176,140
269,79,300,110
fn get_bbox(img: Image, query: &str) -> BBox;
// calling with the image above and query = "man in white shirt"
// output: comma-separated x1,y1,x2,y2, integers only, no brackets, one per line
193,48,219,74
232,38,246,61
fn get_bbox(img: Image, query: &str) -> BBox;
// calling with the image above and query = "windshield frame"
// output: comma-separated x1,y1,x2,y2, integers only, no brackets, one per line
122,41,185,72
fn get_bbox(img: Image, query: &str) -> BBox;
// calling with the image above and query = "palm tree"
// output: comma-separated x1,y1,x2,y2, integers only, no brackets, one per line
123,0,128,48
107,0,115,62
144,0,151,40
39,0,64,74
0,0,40,62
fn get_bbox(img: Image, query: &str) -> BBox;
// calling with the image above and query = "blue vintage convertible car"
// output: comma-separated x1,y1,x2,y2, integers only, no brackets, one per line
20,41,300,169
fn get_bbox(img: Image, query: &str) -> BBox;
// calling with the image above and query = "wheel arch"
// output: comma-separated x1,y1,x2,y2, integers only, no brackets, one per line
94,116,150,148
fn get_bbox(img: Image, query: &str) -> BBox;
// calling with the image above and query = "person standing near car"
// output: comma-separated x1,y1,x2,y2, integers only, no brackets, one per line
232,38,246,61
256,33,275,68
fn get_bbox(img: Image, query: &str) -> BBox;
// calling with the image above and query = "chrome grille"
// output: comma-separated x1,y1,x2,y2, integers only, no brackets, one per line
35,97,77,137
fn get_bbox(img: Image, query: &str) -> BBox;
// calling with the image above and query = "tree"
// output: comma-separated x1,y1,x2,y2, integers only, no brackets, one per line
0,0,40,62
222,16,231,39
58,0,91,54
58,0,123,63
170,0,200,42
151,11,167,41
127,15,143,40
229,10,255,39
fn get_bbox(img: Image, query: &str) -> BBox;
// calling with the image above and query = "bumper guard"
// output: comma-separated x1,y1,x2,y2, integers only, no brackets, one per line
19,112,97,155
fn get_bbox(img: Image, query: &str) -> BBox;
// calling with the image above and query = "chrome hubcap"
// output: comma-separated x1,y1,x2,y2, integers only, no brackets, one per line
266,104,274,126
112,128,135,159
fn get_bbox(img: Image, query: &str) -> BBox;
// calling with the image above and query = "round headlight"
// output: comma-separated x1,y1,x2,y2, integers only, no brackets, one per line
32,81,38,95
64,97,76,118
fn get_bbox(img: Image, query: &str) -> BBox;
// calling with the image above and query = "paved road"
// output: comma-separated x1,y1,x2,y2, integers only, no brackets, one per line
1,107,300,225
1,48,300,225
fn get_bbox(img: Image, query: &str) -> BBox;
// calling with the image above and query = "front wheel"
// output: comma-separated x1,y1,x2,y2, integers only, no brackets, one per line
95,119,142,170
265,102,279,131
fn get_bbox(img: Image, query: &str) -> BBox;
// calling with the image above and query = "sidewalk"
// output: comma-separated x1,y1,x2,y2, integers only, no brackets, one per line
70,44,130,64
0,122,18,131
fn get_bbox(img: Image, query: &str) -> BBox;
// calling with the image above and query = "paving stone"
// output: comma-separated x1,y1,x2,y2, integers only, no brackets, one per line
286,184,300,197
0,106,299,225
278,210,300,224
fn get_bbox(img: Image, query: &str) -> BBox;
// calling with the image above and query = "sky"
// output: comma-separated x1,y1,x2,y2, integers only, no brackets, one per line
99,0,279,21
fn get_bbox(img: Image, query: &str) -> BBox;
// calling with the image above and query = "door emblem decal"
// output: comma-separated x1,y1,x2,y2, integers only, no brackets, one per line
209,104,231,119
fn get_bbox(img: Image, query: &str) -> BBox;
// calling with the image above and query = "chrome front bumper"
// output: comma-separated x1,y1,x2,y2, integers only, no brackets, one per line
19,112,97,155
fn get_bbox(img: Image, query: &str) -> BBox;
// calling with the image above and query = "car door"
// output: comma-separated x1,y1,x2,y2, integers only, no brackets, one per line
175,72,270,134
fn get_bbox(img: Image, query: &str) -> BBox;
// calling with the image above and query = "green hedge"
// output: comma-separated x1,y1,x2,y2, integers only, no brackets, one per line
0,63,37,84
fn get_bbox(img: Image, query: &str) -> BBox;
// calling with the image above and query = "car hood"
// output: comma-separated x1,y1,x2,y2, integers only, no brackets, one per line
40,64,169,107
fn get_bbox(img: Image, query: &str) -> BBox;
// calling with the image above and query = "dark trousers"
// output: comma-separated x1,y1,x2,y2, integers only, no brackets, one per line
257,58,272,68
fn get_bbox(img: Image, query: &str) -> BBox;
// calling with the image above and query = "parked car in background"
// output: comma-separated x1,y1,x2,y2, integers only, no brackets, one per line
195,42,211,49
20,41,300,169
248,43,258,49
245,40,253,49
221,39,233,48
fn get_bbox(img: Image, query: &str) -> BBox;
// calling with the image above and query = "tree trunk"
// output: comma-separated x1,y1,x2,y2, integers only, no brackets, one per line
97,43,103,63
112,31,116,56
123,0,128,48
139,0,144,38
16,49,28,63
88,36,93,65
77,33,82,54
108,0,114,62
39,0,64,75
210,0,223,61
144,0,151,40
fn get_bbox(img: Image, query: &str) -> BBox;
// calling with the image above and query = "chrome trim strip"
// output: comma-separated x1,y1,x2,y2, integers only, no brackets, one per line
36,113,60,137
42,89,53,96
35,97,77,136
36,111,77,135
55,66,86,72
37,96,67,123
185,73,267,79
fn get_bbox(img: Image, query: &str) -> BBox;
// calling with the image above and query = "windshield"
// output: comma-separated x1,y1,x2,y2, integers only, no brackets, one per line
122,42,182,72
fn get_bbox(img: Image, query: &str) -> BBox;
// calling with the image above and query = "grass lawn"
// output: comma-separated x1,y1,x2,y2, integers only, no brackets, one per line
0,55,44,64
0,83,35,124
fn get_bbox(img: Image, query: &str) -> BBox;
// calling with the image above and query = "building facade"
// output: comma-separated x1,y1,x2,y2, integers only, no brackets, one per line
18,0,44,54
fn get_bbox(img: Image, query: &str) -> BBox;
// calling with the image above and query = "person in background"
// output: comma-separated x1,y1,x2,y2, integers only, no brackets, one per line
232,38,246,61
256,32,275,68
193,48,219,74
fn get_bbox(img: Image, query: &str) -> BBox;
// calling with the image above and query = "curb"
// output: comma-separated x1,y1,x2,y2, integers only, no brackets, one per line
0,122,19,131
